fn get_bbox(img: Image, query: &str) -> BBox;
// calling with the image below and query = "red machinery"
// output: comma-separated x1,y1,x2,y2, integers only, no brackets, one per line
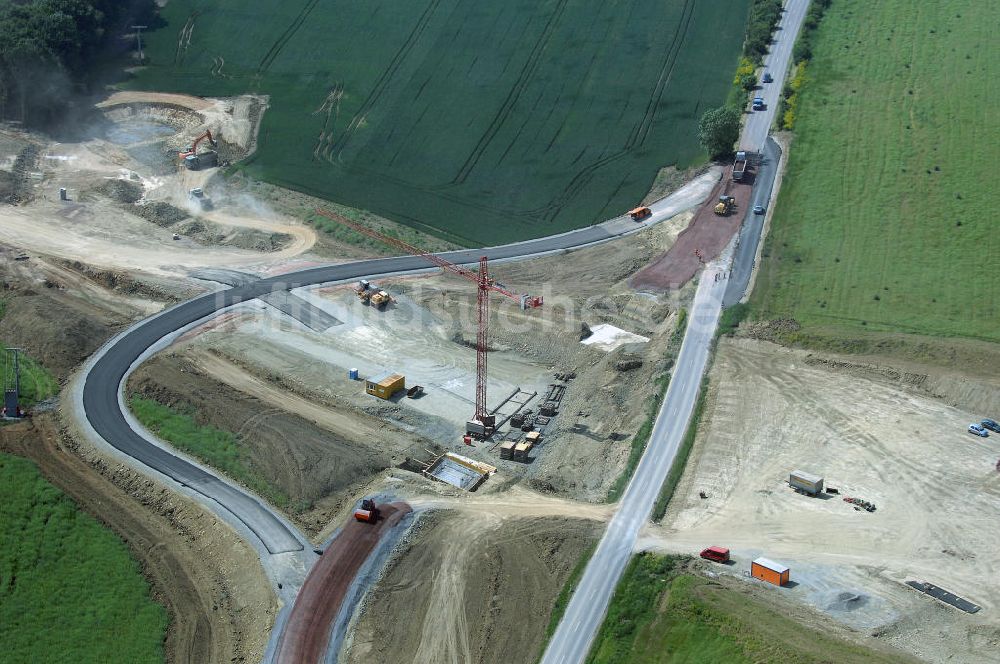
699,546,730,563
354,498,380,524
313,208,542,436
178,129,216,161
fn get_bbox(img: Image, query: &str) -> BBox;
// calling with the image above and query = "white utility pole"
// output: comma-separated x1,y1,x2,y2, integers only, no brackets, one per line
132,25,148,62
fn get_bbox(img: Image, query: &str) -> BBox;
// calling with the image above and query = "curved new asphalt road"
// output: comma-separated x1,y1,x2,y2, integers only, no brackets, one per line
81,179,714,555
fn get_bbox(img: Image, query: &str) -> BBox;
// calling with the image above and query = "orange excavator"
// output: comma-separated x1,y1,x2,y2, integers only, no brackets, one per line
178,130,218,170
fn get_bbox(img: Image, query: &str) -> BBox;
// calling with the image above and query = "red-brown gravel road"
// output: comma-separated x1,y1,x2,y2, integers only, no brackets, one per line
276,501,412,664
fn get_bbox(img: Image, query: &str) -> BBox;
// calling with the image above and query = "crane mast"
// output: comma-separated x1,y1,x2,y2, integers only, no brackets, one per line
314,208,542,437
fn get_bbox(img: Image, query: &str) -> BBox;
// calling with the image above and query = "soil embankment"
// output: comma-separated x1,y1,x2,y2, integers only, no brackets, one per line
128,353,426,534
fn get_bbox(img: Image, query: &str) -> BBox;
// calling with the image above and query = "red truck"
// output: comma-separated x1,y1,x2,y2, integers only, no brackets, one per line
699,546,730,563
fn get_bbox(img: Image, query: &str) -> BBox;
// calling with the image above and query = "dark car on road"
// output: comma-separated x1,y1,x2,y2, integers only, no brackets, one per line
753,205,766,214
982,418,1000,433
762,72,773,83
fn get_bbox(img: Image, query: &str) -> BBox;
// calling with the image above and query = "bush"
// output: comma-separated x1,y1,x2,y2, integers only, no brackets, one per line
743,0,784,62
732,56,755,85
739,73,757,91
793,39,813,62
781,61,808,129
698,106,742,159
718,302,751,335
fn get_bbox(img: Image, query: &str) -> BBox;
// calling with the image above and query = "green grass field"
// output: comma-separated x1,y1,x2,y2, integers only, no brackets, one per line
128,0,749,245
0,301,59,407
753,0,998,342
587,553,912,664
130,396,289,508
1,347,58,407
0,452,167,663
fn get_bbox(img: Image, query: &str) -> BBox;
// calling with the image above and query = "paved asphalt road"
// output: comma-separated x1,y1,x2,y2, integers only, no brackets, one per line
742,0,810,153
542,261,729,664
81,180,719,555
725,136,781,306
541,2,809,662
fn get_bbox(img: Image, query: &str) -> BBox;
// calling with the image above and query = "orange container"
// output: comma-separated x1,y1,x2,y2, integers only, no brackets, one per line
751,557,789,586
354,509,373,523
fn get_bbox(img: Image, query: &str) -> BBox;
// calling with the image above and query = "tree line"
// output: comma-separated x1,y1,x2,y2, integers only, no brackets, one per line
0,0,155,126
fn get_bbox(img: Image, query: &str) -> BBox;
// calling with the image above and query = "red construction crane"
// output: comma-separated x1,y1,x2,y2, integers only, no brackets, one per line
314,208,542,436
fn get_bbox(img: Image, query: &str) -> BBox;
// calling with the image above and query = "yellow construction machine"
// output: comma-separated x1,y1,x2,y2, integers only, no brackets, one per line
714,195,736,216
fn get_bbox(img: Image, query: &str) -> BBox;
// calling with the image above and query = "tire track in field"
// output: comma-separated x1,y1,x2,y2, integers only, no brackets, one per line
520,0,697,221
314,0,698,229
324,0,445,163
256,0,322,76
174,13,199,66
315,0,571,222
312,83,345,159
446,0,572,187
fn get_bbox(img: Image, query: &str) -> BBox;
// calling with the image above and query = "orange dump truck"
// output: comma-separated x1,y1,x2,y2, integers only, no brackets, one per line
628,206,652,221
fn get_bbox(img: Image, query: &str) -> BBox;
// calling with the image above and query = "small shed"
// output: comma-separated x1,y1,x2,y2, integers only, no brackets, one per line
513,441,533,460
365,372,405,400
751,557,790,587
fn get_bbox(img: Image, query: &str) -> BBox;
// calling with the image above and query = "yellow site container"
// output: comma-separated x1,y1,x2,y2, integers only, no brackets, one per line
365,372,405,400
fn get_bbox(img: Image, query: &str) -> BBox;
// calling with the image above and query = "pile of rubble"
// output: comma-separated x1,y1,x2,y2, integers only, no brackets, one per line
843,496,876,513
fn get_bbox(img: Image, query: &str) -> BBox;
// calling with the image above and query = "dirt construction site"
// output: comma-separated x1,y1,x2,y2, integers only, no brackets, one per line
3,87,999,664
643,337,1000,664
0,89,695,662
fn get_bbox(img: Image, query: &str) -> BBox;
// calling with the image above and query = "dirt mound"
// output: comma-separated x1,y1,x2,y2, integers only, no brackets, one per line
136,200,190,227
742,317,802,341
58,260,187,303
345,512,599,664
8,144,40,204
0,296,109,379
0,258,134,379
97,178,144,204
175,219,291,252
0,169,14,200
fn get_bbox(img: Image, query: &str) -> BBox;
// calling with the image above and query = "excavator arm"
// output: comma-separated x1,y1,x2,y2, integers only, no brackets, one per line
178,130,217,159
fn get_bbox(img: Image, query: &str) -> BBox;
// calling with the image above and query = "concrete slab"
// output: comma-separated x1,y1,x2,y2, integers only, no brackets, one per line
259,291,341,332
424,453,496,491
189,268,259,287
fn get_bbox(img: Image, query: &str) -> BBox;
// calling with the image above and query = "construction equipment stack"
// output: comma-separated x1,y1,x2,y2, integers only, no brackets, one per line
355,279,394,310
